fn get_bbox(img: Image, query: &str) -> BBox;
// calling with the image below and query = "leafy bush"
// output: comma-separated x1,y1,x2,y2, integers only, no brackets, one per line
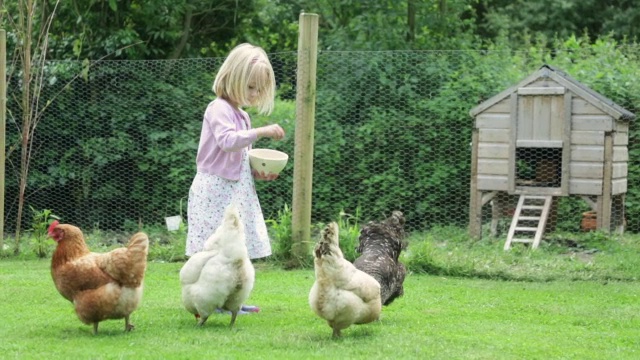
250,99,296,221
6,35,640,238
28,207,60,258
266,205,362,267
6,209,640,283
266,203,295,261
335,208,361,262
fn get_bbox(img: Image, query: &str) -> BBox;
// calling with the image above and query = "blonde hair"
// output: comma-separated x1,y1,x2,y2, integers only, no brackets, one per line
212,43,276,115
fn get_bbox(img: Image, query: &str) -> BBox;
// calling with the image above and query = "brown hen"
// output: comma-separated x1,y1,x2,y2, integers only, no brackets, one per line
48,221,149,334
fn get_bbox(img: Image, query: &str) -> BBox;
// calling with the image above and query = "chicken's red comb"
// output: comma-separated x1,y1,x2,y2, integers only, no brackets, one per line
48,220,60,235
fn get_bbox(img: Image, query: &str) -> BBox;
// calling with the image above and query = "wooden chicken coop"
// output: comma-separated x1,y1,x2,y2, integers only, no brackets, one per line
468,65,635,249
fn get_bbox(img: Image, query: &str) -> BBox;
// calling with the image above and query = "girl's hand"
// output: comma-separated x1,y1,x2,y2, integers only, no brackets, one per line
256,124,285,140
252,169,279,181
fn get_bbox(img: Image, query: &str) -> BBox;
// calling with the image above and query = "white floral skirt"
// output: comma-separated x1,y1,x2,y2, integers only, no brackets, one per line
185,151,272,259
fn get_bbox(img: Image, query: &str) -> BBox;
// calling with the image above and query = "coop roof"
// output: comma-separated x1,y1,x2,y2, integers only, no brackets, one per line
469,64,636,121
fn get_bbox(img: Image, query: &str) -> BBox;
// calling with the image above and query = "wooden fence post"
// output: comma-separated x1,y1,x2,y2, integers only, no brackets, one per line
291,13,319,264
0,29,6,250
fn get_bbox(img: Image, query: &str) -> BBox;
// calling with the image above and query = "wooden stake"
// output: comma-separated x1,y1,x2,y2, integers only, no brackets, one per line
0,29,6,250
291,13,319,264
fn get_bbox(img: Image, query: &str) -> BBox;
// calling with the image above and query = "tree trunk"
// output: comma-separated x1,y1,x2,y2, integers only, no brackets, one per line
169,5,193,60
407,0,416,42
439,0,447,13
14,0,35,253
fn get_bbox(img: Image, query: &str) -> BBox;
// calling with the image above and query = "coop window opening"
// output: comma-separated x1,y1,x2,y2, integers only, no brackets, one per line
515,147,562,188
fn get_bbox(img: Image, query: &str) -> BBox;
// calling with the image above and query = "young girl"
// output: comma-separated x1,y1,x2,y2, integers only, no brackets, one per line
186,43,285,267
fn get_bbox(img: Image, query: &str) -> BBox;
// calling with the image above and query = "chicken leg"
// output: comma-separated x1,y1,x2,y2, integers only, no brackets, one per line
197,315,209,326
229,311,239,328
124,315,135,332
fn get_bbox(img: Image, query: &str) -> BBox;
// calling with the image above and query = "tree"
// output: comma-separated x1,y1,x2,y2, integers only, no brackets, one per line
43,0,256,60
473,0,640,44
3,0,60,252
246,0,478,51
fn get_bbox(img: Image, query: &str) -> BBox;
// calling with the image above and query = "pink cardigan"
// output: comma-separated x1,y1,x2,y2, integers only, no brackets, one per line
195,98,258,180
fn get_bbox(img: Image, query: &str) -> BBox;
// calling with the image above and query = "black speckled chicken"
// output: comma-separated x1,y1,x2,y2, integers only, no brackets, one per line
353,211,407,306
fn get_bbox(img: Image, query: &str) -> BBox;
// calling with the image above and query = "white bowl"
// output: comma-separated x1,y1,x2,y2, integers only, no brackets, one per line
248,148,289,176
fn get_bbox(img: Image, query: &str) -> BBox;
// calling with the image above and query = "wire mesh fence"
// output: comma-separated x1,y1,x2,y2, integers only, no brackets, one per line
4,48,639,241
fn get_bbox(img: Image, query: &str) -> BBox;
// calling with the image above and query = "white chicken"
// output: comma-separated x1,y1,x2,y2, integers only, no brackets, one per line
179,203,255,327
309,222,382,338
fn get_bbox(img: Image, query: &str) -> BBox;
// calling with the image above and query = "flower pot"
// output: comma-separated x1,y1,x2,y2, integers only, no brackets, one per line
581,211,597,232
165,215,182,231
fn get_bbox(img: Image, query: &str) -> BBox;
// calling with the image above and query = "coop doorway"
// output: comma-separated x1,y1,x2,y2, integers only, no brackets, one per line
515,147,562,189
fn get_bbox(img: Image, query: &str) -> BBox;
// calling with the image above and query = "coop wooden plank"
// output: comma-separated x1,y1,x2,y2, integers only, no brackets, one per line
479,129,510,143
481,191,497,206
569,179,603,195
508,93,518,194
572,97,604,115
528,79,560,87
570,162,604,179
571,130,604,145
518,87,566,95
520,216,541,221
487,98,511,114
571,115,613,131
561,91,572,196
550,95,564,140
478,159,509,175
515,226,538,231
511,238,534,243
469,129,482,239
615,121,629,132
514,187,563,196
532,96,552,139
475,113,511,129
571,145,604,162
478,143,509,159
602,134,614,230
516,140,563,148
517,96,534,140
612,163,628,179
580,196,597,210
612,179,627,195
613,132,628,145
613,146,628,162
477,175,509,191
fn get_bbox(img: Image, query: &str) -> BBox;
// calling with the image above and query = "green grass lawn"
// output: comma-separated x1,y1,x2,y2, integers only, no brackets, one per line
1,259,639,359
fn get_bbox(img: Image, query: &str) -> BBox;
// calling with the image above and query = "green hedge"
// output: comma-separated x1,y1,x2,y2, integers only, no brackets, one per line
6,36,640,233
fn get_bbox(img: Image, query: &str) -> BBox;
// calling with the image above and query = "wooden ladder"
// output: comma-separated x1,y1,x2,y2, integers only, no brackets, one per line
504,195,553,250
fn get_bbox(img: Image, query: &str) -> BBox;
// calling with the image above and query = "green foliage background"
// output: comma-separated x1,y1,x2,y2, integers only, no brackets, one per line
296,36,640,231
7,35,640,233
3,1,640,234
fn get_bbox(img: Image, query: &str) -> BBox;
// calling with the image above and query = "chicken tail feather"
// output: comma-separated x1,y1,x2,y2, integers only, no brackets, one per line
315,222,339,258
223,203,241,229
127,232,149,262
102,232,149,287
126,232,149,280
